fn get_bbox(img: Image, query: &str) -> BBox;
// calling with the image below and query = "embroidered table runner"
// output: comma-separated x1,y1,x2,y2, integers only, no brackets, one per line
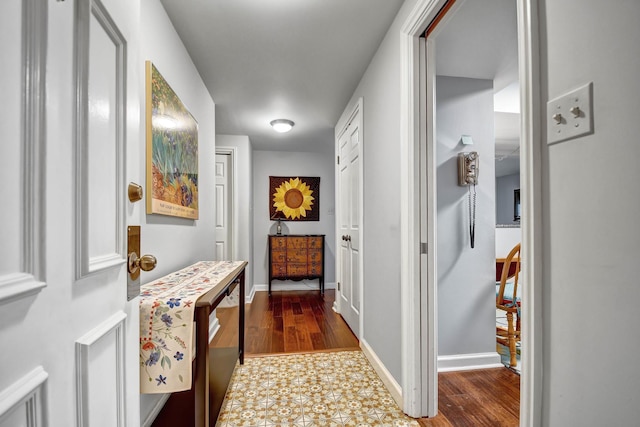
139,260,245,394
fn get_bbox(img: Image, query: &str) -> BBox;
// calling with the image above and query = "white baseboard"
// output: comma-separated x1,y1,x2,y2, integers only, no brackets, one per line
142,394,170,427
247,285,256,303
253,281,336,293
209,316,221,343
360,339,403,409
437,352,503,372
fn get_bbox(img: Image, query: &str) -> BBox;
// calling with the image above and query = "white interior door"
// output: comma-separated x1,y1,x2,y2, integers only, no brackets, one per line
337,100,363,337
215,153,232,260
0,1,140,426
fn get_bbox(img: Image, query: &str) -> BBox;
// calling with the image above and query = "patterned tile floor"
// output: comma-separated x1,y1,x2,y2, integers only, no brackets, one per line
216,351,419,427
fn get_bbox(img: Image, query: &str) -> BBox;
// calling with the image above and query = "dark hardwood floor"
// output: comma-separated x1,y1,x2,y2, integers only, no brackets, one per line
212,289,360,354
418,368,520,426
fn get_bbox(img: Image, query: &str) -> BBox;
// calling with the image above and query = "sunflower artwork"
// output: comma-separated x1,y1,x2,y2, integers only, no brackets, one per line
269,176,320,221
145,61,199,219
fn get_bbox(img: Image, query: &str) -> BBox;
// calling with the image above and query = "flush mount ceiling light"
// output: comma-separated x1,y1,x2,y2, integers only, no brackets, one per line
270,119,295,133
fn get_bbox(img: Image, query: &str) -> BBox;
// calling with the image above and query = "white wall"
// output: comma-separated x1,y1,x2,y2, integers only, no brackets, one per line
496,172,520,225
252,150,336,290
139,0,217,422
495,227,520,259
541,1,640,424
435,76,497,358
217,135,254,296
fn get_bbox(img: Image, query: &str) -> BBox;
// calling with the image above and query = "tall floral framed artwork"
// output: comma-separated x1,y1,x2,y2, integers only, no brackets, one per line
145,61,199,219
269,176,320,221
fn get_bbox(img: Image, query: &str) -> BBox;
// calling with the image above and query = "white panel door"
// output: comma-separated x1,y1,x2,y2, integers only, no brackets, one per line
0,0,141,426
336,101,363,337
215,153,232,260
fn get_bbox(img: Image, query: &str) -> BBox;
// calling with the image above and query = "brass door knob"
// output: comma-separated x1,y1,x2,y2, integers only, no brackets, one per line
139,254,157,271
128,252,157,275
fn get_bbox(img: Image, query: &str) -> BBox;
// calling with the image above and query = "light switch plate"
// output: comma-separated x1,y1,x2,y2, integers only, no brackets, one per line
547,82,594,145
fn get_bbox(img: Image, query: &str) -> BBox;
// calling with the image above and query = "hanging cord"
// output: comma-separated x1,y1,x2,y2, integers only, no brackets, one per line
468,184,477,248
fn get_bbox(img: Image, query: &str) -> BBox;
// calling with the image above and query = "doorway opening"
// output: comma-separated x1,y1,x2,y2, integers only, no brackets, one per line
215,151,233,261
399,0,541,422
430,0,522,374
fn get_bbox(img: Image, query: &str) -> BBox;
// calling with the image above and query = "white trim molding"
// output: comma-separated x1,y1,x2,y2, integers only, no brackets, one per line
0,0,47,305
209,315,221,343
0,366,48,427
437,353,503,373
215,146,237,261
399,0,446,418
517,1,543,426
75,311,127,427
74,0,127,280
253,282,336,294
246,284,256,304
141,394,170,427
360,339,402,409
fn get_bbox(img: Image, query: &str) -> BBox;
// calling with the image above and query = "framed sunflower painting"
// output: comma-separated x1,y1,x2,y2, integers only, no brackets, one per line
145,61,199,219
269,176,320,221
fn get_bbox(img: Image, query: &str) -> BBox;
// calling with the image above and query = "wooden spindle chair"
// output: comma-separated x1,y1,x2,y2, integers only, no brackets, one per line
496,243,521,367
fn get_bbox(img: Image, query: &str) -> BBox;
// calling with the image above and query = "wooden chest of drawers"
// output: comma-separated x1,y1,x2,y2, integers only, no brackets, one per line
268,234,325,295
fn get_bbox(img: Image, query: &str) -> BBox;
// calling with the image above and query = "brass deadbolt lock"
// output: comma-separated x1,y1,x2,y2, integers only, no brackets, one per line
128,182,144,203
128,252,157,277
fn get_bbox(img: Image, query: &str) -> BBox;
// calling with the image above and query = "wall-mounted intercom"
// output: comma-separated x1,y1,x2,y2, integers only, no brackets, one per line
458,151,479,186
457,152,479,248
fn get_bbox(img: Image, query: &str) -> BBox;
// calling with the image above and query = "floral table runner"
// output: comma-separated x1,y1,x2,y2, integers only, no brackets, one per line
139,260,245,394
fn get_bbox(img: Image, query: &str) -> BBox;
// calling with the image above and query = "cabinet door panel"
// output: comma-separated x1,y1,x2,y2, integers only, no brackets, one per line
308,250,322,263
271,237,287,249
272,263,287,278
272,250,286,263
287,263,307,277
308,262,322,275
287,237,307,249
287,250,307,263
308,237,323,248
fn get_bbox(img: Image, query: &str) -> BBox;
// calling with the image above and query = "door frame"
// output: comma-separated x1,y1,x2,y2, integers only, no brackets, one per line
216,147,237,260
398,0,543,424
334,97,364,338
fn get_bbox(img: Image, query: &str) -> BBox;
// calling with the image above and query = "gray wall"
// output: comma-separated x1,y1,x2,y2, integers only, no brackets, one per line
541,0,640,424
217,135,254,296
339,0,420,383
140,0,217,281
139,0,217,421
252,150,336,288
496,172,520,225
436,76,496,357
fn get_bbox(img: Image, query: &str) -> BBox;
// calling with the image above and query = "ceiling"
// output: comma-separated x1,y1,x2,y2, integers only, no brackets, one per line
434,0,520,178
159,0,406,153
434,0,519,94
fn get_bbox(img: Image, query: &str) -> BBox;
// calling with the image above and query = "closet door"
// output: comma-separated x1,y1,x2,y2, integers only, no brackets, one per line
336,100,363,337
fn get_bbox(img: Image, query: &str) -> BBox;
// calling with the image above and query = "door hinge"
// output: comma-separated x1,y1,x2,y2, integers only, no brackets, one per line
337,281,341,291
420,242,428,254
337,155,340,165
